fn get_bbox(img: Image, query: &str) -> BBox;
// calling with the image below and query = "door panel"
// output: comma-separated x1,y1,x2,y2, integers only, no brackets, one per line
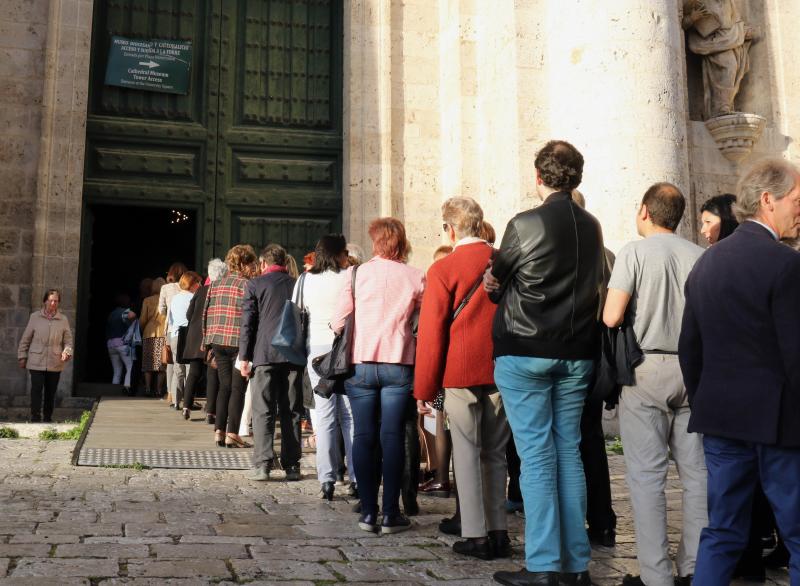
214,0,343,255
84,0,342,261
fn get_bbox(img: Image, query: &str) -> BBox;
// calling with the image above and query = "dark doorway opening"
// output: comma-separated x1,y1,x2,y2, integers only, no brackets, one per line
78,203,198,387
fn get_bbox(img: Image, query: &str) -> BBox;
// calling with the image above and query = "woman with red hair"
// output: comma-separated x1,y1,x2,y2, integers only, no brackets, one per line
332,217,425,535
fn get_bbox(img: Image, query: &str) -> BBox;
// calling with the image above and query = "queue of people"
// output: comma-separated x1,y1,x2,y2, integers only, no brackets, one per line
16,138,800,586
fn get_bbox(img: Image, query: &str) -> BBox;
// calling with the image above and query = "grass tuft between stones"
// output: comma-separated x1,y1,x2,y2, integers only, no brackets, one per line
0,426,20,439
38,410,92,441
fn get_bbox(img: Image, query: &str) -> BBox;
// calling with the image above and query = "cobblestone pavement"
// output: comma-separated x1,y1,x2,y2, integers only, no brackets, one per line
0,439,789,585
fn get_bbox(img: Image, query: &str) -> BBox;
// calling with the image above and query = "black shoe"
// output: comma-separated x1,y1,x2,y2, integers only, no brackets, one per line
352,501,362,513
284,467,301,481
320,481,334,501
358,512,380,533
206,414,215,425
174,402,181,411
182,408,190,420
764,539,790,569
439,515,461,536
621,576,646,586
381,513,411,534
347,482,358,498
588,527,616,547
453,537,493,560
560,571,592,586
674,575,693,586
494,569,558,586
489,530,512,558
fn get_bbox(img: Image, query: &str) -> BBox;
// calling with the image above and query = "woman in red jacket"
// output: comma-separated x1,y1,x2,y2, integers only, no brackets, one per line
414,197,511,560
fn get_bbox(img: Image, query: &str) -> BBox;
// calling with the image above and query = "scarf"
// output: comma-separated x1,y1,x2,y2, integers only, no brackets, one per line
262,265,288,275
41,307,57,320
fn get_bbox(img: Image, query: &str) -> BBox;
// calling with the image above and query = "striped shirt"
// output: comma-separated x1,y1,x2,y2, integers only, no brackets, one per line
331,257,425,365
202,274,248,348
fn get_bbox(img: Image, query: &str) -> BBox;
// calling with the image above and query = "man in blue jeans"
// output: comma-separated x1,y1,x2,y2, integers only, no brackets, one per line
485,140,605,586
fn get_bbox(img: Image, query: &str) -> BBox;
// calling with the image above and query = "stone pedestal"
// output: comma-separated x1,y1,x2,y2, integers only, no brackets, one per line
705,112,767,164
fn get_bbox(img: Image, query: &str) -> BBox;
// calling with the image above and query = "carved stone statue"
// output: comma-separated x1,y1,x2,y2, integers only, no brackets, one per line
682,0,758,119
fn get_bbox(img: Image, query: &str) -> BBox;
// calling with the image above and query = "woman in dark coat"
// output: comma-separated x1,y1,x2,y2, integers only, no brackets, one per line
181,259,227,421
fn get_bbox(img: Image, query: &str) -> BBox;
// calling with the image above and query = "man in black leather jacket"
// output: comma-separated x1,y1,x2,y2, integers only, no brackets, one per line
488,140,605,586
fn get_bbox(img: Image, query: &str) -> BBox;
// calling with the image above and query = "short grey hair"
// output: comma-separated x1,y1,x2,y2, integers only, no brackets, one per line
735,158,799,222
441,197,484,239
347,242,366,264
207,258,227,283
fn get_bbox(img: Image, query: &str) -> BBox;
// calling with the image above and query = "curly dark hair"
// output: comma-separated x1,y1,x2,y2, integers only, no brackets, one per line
534,140,584,191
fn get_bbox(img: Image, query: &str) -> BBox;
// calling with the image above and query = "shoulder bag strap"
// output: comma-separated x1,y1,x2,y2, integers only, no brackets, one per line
452,249,495,322
295,271,308,308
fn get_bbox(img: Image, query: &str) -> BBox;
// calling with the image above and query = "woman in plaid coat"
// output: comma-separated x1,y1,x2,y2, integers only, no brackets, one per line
203,244,258,448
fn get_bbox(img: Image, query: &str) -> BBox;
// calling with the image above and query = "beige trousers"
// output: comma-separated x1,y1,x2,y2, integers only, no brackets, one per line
444,385,511,538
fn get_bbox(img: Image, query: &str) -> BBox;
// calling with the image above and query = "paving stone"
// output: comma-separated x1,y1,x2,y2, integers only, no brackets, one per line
9,533,80,544
0,576,91,586
218,582,314,586
84,536,173,545
326,560,435,582
11,557,119,578
249,544,343,561
213,523,304,538
231,559,337,581
100,512,161,524
178,535,266,545
55,543,150,558
0,559,7,579
0,522,36,534
221,513,300,525
151,543,249,559
126,559,231,579
36,522,123,536
125,523,213,537
162,513,220,524
340,545,439,561
99,580,210,586
0,543,51,557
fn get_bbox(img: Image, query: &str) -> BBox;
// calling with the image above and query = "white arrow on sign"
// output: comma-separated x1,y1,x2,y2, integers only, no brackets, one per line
138,60,160,68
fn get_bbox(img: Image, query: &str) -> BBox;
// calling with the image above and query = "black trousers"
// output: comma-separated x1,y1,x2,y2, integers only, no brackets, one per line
30,370,60,421
182,358,205,409
205,363,219,414
507,435,522,503
212,344,245,434
580,395,617,531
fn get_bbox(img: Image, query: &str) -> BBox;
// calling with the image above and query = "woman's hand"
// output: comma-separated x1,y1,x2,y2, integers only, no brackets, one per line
417,399,434,417
18,358,26,369
60,350,72,362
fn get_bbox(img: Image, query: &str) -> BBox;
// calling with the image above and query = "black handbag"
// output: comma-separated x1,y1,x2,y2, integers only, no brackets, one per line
176,325,190,364
312,266,359,387
271,272,309,366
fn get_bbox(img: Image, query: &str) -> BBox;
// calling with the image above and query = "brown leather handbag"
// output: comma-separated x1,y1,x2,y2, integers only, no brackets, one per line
161,339,173,365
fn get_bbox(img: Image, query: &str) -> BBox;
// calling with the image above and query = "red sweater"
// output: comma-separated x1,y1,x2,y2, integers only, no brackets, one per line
414,242,497,401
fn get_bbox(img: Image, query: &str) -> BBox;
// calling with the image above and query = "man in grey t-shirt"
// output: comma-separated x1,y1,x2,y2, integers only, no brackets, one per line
603,183,707,586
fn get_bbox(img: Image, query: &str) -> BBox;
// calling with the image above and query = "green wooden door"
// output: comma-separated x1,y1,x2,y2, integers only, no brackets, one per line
84,0,342,263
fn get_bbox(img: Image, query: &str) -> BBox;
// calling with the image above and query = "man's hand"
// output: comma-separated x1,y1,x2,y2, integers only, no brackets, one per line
417,399,434,418
483,267,500,293
240,361,252,378
18,358,26,369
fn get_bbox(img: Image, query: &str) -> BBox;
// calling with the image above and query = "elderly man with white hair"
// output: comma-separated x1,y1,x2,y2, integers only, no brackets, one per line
679,158,800,584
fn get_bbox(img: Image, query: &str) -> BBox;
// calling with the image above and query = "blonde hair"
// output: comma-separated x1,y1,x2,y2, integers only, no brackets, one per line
442,197,484,239
286,255,300,279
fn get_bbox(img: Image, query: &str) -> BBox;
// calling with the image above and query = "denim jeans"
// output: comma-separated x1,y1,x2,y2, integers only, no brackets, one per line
494,355,594,573
108,345,133,387
345,362,413,517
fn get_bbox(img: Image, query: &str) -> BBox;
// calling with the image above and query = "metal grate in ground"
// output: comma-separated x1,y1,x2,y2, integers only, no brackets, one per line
77,447,253,469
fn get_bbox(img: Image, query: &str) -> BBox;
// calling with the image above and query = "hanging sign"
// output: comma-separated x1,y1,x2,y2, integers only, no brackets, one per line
104,36,192,95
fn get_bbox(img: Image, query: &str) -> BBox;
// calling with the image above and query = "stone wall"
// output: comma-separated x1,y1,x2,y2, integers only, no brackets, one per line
0,0,92,414
0,0,49,408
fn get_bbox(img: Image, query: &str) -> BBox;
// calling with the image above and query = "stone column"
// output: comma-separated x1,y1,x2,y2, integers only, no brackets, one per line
544,0,692,251
30,0,94,401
